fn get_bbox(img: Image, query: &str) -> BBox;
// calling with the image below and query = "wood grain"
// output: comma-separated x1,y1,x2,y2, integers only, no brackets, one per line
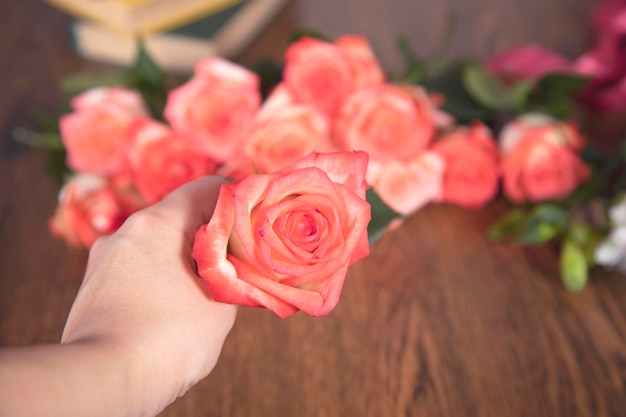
1,1,625,416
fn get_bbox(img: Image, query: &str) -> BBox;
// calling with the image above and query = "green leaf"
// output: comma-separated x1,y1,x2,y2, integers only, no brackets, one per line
31,110,62,133
366,188,403,244
568,222,605,266
526,73,591,119
129,42,166,87
538,73,590,98
247,60,284,98
287,29,327,44
463,63,513,110
520,203,569,244
510,79,536,113
61,70,131,97
560,238,588,292
46,148,72,185
396,36,425,84
488,208,529,241
422,60,496,123
124,43,168,119
12,127,64,149
568,222,592,246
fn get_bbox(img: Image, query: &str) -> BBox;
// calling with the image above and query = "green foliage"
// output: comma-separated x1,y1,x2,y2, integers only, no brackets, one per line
488,204,569,245
488,208,529,241
396,36,426,84
126,43,168,118
463,63,515,110
366,188,403,244
568,222,604,267
525,73,591,119
421,61,496,123
46,148,72,185
61,71,131,98
520,204,569,244
460,65,590,120
247,60,284,98
560,237,588,292
462,63,535,113
287,29,328,44
11,127,63,149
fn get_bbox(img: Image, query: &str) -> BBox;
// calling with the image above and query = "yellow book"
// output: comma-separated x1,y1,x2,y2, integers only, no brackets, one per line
71,0,291,72
44,0,246,36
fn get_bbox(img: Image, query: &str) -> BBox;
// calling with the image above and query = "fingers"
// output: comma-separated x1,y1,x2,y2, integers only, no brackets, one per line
154,176,227,236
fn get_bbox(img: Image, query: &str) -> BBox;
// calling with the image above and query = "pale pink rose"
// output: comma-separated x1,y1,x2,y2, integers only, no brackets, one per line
499,113,586,153
60,87,149,175
500,114,590,203
194,57,260,87
49,174,146,248
243,85,336,174
367,151,445,216
486,44,573,82
164,57,261,162
283,35,384,116
70,86,150,115
193,151,370,319
125,119,219,204
334,84,449,162
431,123,501,209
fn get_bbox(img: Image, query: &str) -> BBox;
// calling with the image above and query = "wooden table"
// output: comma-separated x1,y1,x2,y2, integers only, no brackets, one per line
2,1,625,416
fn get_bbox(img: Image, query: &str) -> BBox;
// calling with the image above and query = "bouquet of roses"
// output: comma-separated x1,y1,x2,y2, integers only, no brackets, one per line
18,0,626,317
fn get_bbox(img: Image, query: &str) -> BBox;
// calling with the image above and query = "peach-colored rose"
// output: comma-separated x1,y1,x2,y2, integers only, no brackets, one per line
283,35,384,116
164,57,261,162
242,85,336,174
192,151,371,318
367,152,445,216
60,87,149,175
125,119,219,204
70,86,150,114
334,84,450,162
500,114,590,203
431,123,501,209
49,174,146,248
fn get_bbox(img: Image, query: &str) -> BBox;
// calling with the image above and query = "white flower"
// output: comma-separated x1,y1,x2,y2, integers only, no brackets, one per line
595,226,626,273
594,194,626,273
609,195,626,226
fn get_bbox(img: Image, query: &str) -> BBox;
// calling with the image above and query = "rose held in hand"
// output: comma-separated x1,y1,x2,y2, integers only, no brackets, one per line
193,152,371,318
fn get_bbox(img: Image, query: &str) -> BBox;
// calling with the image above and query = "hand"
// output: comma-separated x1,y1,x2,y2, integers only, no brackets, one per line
0,176,237,417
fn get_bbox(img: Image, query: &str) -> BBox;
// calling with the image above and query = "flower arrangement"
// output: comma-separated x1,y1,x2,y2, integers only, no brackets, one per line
17,0,626,316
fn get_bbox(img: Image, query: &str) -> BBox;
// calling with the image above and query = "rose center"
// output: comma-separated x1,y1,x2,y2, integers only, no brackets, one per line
298,216,317,237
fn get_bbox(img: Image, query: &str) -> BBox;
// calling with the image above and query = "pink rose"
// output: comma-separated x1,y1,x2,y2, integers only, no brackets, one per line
49,174,146,248
164,57,261,162
432,123,501,209
367,151,444,216
125,119,219,204
192,151,371,318
486,44,573,82
334,84,450,162
283,35,384,116
500,114,590,203
243,85,336,174
60,87,149,175
572,0,626,110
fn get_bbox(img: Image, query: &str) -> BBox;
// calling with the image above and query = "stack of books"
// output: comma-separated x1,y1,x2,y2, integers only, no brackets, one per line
44,0,290,72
